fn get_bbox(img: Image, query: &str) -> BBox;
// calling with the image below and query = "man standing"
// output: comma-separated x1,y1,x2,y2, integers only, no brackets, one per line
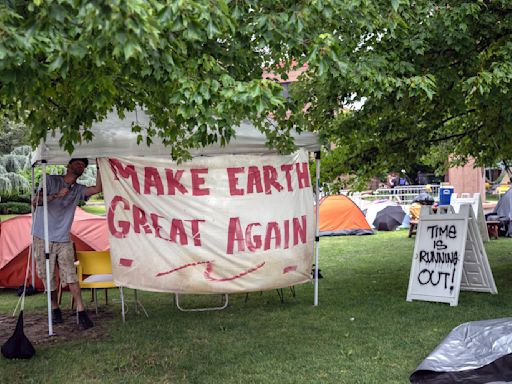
32,158,102,329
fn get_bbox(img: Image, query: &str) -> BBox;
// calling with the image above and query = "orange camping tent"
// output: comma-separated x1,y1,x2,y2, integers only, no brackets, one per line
318,195,373,236
0,207,109,289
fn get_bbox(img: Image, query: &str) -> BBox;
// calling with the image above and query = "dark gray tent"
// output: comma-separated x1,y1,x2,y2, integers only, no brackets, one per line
412,192,435,205
486,188,512,237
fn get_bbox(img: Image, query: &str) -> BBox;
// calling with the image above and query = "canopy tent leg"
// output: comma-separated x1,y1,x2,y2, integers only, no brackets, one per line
41,161,54,336
133,289,149,317
314,151,320,306
30,166,35,288
120,286,125,323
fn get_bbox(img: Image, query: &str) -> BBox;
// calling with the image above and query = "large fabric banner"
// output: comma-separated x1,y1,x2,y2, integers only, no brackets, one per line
98,151,314,294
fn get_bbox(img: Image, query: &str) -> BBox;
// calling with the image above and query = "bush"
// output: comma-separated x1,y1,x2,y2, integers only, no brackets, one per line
0,194,31,204
0,202,31,214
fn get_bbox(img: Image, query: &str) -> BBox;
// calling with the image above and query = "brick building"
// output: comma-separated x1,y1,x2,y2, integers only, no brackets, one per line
445,158,487,202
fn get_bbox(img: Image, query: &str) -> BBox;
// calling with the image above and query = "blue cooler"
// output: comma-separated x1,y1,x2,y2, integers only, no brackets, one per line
439,186,454,205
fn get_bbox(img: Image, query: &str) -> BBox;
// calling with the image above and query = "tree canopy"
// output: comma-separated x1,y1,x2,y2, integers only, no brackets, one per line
1,1,511,179
285,1,512,181
0,0,297,157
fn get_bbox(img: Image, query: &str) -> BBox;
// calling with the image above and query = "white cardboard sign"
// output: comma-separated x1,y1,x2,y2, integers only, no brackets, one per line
459,205,497,293
450,193,490,242
406,205,497,306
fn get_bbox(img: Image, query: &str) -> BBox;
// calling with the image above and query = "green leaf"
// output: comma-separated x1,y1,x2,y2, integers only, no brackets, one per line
123,42,139,60
48,56,64,73
206,20,218,39
0,44,6,60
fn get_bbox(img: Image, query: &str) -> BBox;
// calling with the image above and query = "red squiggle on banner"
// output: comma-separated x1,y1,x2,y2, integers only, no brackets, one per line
155,260,265,281
204,261,266,282
155,261,212,277
283,265,297,274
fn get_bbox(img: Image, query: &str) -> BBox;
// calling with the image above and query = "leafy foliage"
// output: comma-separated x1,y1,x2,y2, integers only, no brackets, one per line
0,145,97,195
0,153,30,173
0,146,31,195
0,201,31,214
76,165,98,187
0,0,296,159
286,1,512,182
0,0,510,178
0,119,30,154
0,172,30,195
0,193,30,203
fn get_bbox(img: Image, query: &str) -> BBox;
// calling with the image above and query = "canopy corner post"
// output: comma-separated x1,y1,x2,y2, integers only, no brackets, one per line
314,151,321,306
30,166,36,288
40,160,54,336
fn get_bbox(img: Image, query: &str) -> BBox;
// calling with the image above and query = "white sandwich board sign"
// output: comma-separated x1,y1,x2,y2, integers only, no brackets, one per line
406,204,497,306
450,193,490,242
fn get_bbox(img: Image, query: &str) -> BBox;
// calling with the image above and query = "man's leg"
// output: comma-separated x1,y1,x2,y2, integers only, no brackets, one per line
69,282,94,329
68,282,86,311
50,290,59,309
57,242,93,329
49,290,63,323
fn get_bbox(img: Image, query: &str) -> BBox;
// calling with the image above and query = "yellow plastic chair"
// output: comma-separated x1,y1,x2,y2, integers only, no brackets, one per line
76,251,147,322
76,251,117,315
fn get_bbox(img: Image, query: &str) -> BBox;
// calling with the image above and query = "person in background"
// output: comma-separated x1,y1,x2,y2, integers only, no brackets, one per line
387,172,399,190
410,185,435,220
31,158,102,329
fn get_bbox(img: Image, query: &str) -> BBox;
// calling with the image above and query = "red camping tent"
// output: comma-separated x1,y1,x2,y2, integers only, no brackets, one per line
318,195,373,236
0,207,109,289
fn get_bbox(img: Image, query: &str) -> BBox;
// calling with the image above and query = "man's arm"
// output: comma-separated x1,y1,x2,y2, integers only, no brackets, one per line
31,188,70,208
85,160,102,197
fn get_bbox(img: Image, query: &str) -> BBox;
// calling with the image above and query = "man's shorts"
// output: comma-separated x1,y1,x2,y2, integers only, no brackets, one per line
33,236,78,291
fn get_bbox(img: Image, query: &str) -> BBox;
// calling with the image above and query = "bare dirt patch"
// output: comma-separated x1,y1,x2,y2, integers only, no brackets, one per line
0,309,115,346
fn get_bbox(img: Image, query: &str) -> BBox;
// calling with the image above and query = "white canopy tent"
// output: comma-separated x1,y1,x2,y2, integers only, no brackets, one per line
32,110,320,163
31,110,321,335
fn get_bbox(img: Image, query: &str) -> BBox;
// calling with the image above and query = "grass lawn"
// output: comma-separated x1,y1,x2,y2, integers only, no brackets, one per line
486,192,500,203
81,204,106,216
0,214,17,221
1,231,511,383
1,200,106,221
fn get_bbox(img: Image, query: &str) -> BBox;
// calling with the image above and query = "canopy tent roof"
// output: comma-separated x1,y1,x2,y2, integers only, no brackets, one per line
31,110,320,165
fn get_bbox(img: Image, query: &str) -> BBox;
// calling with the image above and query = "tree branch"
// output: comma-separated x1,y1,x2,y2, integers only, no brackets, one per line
47,98,63,110
415,108,477,135
427,128,476,144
